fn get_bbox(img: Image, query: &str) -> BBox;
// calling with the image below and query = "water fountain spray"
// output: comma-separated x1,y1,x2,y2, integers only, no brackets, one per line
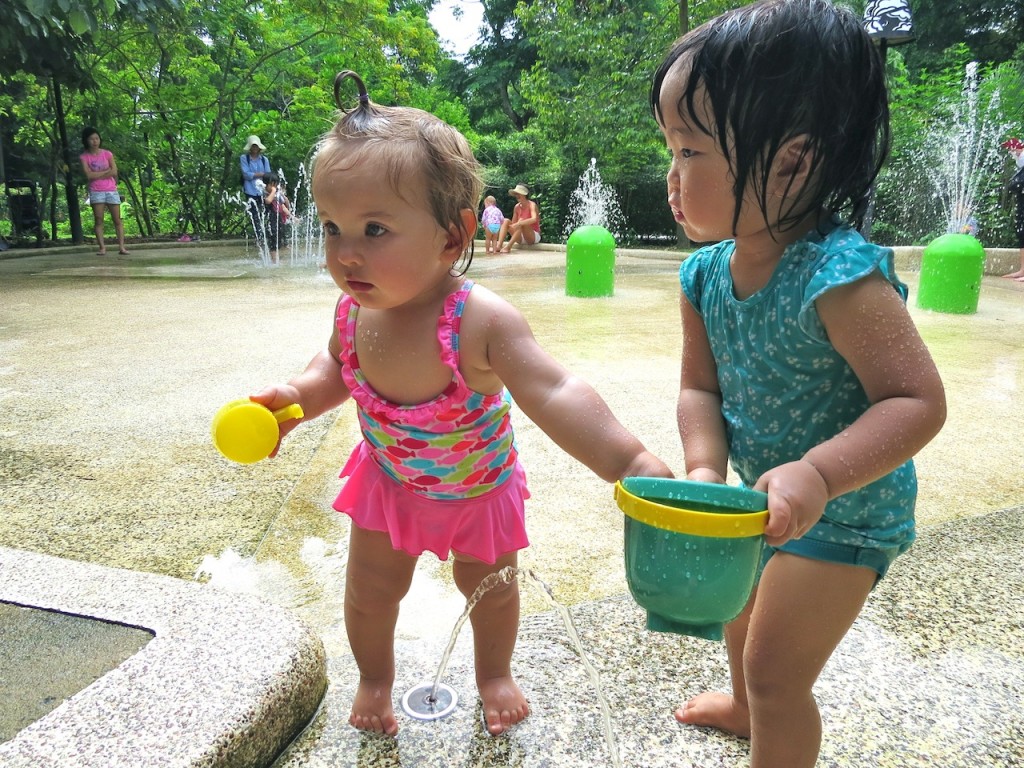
400,566,622,766
562,158,626,241
922,62,1013,236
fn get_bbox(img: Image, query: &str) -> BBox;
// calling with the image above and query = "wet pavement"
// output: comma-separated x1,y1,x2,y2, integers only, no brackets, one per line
0,241,1022,767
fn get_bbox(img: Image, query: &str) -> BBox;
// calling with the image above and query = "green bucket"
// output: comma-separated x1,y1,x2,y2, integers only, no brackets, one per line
615,478,768,641
566,225,615,297
916,233,985,314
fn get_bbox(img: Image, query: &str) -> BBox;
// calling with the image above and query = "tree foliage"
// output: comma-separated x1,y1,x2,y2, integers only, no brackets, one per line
2,0,1023,248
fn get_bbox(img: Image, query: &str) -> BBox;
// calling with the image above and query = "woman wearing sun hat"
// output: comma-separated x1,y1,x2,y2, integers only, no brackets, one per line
1001,137,1024,280
498,183,541,253
241,134,271,249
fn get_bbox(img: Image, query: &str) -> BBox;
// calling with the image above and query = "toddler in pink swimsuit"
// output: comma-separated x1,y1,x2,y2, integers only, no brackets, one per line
248,71,672,738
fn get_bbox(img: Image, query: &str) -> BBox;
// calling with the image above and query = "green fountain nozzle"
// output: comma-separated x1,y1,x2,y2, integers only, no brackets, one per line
566,225,616,297
916,233,986,315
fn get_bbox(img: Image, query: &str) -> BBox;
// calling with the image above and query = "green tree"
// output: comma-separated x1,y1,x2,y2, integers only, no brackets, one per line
504,0,737,241
1,0,180,242
904,0,1024,69
60,0,447,238
456,0,539,132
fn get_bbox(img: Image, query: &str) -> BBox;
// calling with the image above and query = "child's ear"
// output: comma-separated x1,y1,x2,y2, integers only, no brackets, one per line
772,135,814,187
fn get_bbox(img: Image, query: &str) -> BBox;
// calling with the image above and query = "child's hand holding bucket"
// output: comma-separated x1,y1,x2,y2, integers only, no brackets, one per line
753,459,830,547
211,396,304,464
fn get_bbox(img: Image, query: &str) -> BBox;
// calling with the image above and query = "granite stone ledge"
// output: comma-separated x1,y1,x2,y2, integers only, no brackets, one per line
0,547,327,768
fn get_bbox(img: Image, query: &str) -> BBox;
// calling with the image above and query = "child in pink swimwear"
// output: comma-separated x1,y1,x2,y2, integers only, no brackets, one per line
249,71,672,738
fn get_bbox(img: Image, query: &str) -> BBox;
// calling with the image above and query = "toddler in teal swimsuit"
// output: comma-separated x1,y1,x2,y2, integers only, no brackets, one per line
248,71,671,738
651,2,946,766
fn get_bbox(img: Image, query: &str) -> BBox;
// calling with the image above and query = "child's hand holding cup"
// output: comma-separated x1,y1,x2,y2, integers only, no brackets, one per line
211,399,304,464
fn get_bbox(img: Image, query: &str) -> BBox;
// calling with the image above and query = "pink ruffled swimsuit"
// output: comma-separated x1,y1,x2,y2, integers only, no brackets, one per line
332,280,530,563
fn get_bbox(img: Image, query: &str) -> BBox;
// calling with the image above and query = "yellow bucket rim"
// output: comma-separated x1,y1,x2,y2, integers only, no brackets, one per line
614,480,767,538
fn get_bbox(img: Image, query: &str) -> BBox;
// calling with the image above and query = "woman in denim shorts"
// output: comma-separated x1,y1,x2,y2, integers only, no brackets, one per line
79,126,129,255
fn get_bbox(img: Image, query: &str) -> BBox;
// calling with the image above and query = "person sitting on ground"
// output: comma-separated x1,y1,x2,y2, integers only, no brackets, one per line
481,195,505,253
497,184,541,252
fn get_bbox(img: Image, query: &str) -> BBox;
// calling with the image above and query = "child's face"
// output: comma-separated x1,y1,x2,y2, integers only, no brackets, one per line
313,156,455,307
657,62,767,244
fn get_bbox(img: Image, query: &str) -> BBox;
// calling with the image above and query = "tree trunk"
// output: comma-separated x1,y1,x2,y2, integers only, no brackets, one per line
53,78,85,244
49,177,58,241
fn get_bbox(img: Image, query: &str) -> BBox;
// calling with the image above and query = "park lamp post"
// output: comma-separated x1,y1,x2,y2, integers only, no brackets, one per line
860,0,916,238
863,0,916,64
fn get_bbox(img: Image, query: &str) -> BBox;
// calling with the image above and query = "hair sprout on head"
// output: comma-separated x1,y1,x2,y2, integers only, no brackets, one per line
334,70,372,111
315,70,484,276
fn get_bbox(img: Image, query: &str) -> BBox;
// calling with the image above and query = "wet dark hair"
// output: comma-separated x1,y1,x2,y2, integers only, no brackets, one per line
651,0,889,234
264,172,280,186
81,126,100,149
314,70,482,276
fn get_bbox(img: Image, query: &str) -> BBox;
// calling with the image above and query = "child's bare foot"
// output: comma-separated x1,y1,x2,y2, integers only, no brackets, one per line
349,678,399,736
479,675,530,735
674,692,751,738
1002,270,1024,279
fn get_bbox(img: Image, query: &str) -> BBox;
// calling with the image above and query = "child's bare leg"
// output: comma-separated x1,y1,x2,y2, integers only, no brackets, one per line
675,589,754,736
452,550,529,735
743,553,874,768
344,525,418,736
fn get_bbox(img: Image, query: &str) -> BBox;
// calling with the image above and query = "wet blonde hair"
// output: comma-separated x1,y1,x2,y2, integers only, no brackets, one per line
314,71,483,274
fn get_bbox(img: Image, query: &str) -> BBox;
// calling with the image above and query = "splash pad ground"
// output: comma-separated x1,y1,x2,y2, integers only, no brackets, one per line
0,241,1022,767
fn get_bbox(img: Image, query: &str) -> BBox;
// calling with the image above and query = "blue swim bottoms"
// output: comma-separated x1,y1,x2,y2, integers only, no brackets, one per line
487,222,501,234
758,529,913,585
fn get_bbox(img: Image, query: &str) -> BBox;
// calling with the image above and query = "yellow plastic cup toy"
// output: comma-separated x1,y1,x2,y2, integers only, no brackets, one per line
211,399,304,464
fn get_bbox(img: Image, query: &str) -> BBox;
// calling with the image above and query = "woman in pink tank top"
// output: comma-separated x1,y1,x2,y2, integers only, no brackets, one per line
497,182,541,252
79,126,128,255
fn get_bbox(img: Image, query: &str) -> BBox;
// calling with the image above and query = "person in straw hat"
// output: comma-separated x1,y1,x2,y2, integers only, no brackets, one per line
241,134,271,250
497,183,541,253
